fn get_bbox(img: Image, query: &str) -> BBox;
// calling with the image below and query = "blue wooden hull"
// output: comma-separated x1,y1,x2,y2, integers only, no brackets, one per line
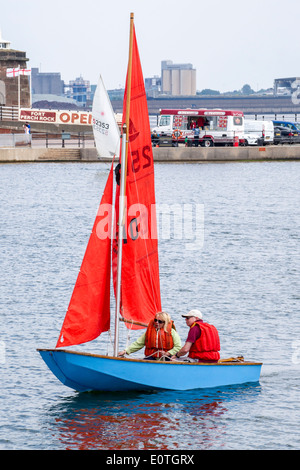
38,349,262,392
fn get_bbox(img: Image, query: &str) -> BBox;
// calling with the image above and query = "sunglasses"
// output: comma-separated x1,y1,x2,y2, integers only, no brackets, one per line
154,319,165,324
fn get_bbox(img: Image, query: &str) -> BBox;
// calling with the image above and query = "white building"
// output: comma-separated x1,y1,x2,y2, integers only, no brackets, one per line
0,29,11,49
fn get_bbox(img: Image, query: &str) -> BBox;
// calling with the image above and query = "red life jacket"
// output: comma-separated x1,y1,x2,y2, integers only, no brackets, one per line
189,320,220,362
145,319,174,358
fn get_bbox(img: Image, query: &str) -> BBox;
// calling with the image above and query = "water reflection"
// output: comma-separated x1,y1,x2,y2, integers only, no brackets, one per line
47,384,261,450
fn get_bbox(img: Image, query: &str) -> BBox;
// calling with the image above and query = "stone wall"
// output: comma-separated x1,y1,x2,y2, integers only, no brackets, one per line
1,145,300,163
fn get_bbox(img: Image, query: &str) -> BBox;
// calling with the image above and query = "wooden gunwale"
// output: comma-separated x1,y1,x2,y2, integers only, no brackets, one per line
37,349,262,366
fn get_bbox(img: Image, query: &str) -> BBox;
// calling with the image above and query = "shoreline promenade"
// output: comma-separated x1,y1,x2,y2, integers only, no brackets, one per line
1,144,300,163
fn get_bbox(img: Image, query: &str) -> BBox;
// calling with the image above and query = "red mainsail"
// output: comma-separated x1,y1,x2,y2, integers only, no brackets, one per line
56,163,114,348
113,24,161,328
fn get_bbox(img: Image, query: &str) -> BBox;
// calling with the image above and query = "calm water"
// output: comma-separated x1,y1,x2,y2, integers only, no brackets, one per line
0,160,299,450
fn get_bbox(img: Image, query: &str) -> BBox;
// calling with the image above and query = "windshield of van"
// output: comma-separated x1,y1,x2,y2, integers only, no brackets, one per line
159,115,171,127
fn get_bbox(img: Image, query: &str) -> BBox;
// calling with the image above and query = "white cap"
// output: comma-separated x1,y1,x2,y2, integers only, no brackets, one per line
182,309,202,319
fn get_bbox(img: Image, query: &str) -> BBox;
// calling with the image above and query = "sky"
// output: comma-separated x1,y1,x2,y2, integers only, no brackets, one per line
2,0,300,93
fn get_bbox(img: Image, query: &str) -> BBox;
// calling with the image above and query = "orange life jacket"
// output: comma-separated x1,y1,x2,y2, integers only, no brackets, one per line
189,320,220,362
144,319,174,358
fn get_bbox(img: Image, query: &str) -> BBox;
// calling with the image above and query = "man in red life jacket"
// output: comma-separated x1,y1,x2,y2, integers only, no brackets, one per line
171,309,220,362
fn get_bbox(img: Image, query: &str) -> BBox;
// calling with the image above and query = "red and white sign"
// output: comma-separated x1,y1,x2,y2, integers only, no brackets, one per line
19,108,93,125
161,109,244,117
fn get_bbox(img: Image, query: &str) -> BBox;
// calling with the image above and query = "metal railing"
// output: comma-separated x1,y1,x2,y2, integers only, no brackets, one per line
0,131,95,149
0,133,31,148
0,106,19,121
31,132,95,148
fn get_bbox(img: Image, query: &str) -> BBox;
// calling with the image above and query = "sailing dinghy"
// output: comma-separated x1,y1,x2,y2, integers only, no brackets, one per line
38,14,262,393
92,74,120,159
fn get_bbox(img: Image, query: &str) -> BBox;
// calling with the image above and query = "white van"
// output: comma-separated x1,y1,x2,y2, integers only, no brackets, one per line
244,119,274,145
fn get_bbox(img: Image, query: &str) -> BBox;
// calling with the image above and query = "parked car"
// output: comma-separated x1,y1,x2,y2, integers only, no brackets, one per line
273,120,300,132
244,132,264,146
273,125,300,145
244,119,274,145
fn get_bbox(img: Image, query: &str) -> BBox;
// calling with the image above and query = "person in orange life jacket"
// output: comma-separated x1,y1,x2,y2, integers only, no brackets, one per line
171,309,220,362
118,311,181,360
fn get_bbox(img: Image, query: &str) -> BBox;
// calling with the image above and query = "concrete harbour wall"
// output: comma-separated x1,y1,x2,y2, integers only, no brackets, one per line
152,145,300,162
1,145,300,163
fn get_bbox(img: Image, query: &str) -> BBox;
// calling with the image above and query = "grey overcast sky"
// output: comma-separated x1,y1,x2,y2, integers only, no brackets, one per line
1,0,300,92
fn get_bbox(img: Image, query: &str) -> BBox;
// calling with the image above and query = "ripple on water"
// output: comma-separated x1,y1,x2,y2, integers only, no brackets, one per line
0,161,300,450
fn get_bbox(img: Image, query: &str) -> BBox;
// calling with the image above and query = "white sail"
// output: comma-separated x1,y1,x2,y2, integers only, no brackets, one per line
92,75,120,158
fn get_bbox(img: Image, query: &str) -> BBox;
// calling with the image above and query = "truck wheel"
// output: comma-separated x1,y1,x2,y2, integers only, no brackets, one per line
203,139,214,147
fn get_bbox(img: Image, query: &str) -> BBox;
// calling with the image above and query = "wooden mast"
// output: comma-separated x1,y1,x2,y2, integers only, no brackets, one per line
124,12,134,186
113,12,135,356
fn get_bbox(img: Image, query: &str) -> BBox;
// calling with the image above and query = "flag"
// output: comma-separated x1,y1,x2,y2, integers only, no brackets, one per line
6,68,20,78
19,68,31,76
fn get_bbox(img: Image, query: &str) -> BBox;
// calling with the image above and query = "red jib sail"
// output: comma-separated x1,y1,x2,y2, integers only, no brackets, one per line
56,163,114,348
113,24,161,328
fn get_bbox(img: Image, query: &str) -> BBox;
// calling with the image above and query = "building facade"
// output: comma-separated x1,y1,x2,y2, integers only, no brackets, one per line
31,68,64,95
161,60,196,96
145,76,161,97
66,76,91,107
0,30,30,107
273,77,300,96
